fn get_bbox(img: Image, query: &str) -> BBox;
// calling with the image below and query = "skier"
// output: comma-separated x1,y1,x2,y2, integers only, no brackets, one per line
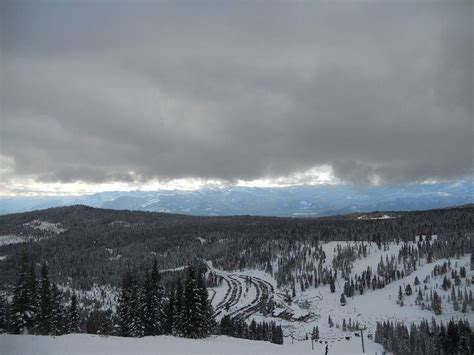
325,343,329,355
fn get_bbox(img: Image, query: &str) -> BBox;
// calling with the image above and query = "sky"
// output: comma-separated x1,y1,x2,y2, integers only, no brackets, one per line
1,0,472,195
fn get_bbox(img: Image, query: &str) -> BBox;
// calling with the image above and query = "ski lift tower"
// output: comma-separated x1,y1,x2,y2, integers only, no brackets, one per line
357,325,367,353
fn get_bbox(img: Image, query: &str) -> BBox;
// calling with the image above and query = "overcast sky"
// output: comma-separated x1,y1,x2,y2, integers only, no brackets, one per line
1,0,472,195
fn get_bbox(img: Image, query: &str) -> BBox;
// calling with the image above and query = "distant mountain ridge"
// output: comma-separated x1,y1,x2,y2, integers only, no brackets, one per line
0,181,472,216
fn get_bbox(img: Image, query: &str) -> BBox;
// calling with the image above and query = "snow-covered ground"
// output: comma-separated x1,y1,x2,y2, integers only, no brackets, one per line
0,235,28,246
208,240,474,341
0,221,66,247
23,220,67,234
0,333,384,355
2,240,470,355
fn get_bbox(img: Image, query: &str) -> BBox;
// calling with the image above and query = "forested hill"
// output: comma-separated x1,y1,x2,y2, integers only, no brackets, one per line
0,205,472,290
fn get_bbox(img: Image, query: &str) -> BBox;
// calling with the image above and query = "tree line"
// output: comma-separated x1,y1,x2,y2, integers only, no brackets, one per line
219,315,283,344
1,205,471,290
0,252,80,335
0,253,284,346
374,318,473,355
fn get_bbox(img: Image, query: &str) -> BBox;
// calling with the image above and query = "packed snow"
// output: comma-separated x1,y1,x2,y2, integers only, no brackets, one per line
0,333,385,355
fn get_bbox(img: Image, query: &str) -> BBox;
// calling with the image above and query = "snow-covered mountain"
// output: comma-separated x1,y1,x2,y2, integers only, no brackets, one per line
0,181,472,216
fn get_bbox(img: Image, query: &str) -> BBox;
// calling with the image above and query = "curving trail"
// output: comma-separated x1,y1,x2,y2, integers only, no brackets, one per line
210,272,273,321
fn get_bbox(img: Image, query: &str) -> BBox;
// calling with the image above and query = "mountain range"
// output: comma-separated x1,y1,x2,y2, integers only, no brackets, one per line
0,180,472,216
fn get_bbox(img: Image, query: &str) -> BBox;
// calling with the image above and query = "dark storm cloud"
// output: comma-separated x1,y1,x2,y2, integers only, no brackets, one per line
1,0,472,186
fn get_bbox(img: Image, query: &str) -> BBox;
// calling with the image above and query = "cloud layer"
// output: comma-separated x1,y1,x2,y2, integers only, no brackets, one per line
1,1,472,190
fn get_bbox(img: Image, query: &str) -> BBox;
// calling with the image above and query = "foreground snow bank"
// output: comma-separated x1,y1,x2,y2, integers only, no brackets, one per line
1,334,384,355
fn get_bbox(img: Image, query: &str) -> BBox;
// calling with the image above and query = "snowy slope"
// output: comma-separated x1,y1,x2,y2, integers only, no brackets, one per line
0,333,384,355
207,240,474,342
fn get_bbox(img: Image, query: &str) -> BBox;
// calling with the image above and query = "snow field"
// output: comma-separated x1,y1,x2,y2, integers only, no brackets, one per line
209,240,473,342
0,333,385,355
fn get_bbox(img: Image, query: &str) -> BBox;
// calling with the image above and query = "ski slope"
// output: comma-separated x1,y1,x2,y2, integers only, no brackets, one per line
0,333,384,355
208,240,474,341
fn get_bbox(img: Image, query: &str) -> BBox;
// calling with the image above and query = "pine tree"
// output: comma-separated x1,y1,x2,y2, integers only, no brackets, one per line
416,289,423,304
172,281,183,335
0,292,7,333
398,285,404,306
329,277,335,293
163,286,175,335
117,271,144,337
271,323,283,344
67,293,80,333
142,260,164,336
179,267,201,338
442,276,451,291
340,293,346,306
432,291,442,315
458,320,472,354
38,263,53,335
446,320,460,354
452,287,460,311
195,269,214,337
50,284,64,335
10,253,38,334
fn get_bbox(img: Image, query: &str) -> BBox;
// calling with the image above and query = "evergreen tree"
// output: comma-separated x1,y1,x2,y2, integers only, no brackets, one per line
432,291,442,315
442,276,451,291
163,285,175,335
142,260,164,336
179,267,201,338
398,285,404,306
340,293,346,306
328,315,333,328
50,284,64,335
85,308,113,335
446,320,460,355
38,263,52,335
195,269,214,337
67,293,80,333
0,292,8,333
172,281,183,335
271,322,283,344
10,253,38,334
375,318,473,355
117,271,144,337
